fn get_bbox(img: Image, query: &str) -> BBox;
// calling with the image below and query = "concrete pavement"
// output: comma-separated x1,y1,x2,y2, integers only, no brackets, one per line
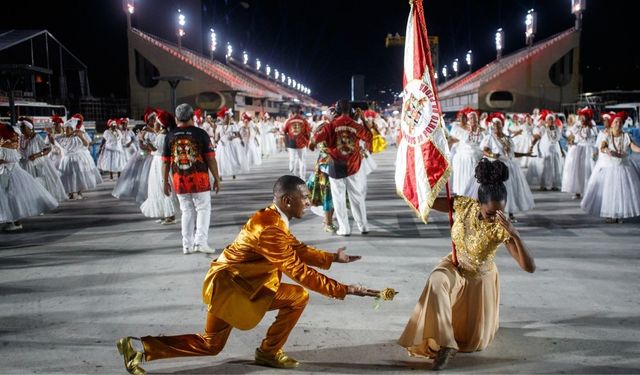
1,149,639,374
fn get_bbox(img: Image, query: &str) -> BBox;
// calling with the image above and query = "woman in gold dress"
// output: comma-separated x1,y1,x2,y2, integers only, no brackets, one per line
398,159,536,370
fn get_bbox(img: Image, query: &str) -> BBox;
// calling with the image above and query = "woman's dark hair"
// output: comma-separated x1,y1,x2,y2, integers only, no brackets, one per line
475,158,509,204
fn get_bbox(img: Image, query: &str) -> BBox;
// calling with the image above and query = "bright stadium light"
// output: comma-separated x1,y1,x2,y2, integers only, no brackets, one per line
177,9,186,50
209,29,217,60
452,58,459,75
281,74,286,83
126,1,135,14
274,69,279,80
243,51,248,65
256,59,261,71
525,9,537,46
495,28,504,60
435,71,438,80
571,0,586,29
226,43,233,60
442,65,448,79
266,65,271,76
292,79,297,88
287,77,292,86
466,50,472,68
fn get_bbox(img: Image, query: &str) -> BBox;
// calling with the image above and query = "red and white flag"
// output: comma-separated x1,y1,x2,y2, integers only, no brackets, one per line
395,0,451,223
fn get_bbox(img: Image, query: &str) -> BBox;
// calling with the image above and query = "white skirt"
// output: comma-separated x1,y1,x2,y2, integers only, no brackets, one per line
97,148,127,172
59,153,101,193
562,144,597,195
527,152,563,189
216,142,241,177
140,156,178,218
231,139,249,173
464,158,535,214
581,158,640,219
0,164,58,222
246,140,263,168
112,152,153,203
513,133,533,167
20,157,68,202
452,148,482,195
362,152,377,175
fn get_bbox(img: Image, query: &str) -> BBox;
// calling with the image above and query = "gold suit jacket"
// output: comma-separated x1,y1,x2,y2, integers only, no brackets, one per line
202,204,347,330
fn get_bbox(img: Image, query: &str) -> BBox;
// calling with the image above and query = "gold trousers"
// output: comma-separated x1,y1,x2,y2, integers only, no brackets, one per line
141,284,309,361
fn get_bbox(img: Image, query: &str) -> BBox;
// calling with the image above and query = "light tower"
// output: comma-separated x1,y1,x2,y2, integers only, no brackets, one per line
177,9,186,51
256,59,261,71
266,65,271,77
452,59,459,77
441,65,448,82
495,28,504,60
242,51,248,65
572,0,586,30
525,9,537,47
226,43,233,62
124,0,135,28
465,50,472,70
209,29,217,61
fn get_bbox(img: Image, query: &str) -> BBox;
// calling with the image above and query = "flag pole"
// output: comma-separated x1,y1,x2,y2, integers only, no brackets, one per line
415,0,458,266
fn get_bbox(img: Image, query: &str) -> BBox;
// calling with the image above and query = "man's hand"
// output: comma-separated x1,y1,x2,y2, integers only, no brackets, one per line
212,179,220,194
334,247,361,263
163,181,172,197
347,284,380,297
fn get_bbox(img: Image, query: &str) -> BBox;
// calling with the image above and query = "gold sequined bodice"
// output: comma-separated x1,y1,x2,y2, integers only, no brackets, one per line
451,197,511,275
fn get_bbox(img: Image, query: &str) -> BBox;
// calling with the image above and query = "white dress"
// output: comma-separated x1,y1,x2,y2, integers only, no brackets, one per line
76,131,103,185
463,133,535,214
450,125,483,195
243,123,263,168
97,128,127,172
215,123,241,177
57,135,102,193
140,133,178,218
527,126,564,189
19,134,67,202
122,129,139,162
562,124,599,195
511,122,534,167
45,130,65,169
0,147,58,223
260,121,277,157
112,131,155,202
581,133,640,219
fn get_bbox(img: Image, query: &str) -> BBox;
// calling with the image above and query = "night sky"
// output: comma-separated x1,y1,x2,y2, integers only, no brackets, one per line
2,0,637,105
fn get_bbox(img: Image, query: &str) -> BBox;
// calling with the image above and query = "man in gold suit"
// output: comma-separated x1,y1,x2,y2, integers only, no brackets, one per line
117,175,378,374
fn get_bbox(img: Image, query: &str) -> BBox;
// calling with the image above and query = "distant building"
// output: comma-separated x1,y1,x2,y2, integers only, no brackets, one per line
437,28,581,114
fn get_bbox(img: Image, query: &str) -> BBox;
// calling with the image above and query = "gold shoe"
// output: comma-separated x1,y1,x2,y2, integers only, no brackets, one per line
255,348,299,369
431,347,457,371
116,337,146,375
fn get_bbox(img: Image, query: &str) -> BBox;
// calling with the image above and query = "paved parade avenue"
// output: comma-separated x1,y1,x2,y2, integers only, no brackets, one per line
1,148,639,374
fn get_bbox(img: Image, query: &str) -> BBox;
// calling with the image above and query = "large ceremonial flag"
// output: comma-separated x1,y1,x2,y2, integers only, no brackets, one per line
395,0,451,224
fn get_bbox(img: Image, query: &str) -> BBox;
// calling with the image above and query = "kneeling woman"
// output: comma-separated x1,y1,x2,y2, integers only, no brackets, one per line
398,159,536,370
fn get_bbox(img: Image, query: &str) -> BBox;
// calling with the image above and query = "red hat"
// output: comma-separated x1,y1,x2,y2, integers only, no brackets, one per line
107,119,118,127
216,106,230,118
540,109,556,122
577,107,594,121
156,110,176,129
487,112,505,124
51,114,64,124
72,113,84,127
144,108,158,123
363,109,378,119
119,117,129,124
193,108,203,124
242,112,252,122
611,111,628,124
456,107,477,119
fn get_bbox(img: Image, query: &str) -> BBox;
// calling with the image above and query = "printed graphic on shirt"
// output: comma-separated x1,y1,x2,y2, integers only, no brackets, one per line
163,127,214,194
174,138,198,171
335,126,357,156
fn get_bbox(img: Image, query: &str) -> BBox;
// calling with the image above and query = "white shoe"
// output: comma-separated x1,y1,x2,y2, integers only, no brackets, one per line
194,244,216,254
3,222,23,231
183,246,194,255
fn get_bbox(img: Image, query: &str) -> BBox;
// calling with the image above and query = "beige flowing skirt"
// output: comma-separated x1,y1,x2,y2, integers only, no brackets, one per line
397,255,500,358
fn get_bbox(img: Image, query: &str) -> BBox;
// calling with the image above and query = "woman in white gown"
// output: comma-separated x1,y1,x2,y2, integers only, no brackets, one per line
0,123,58,231
45,115,65,169
464,113,534,220
449,110,484,195
18,118,67,202
581,112,640,223
214,107,243,179
510,114,534,167
57,118,102,199
119,118,138,162
97,119,127,179
112,109,157,203
240,113,262,169
140,111,178,224
526,111,564,190
71,114,103,188
260,114,277,158
561,107,599,199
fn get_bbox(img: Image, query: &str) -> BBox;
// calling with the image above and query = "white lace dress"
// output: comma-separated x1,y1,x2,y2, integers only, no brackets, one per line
0,147,58,222
97,128,127,172
140,133,178,218
562,124,599,195
581,133,640,219
19,134,67,201
57,135,102,193
112,131,155,202
526,126,564,189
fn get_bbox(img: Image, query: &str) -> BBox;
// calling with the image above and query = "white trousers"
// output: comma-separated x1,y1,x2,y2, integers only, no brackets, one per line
288,148,306,178
329,166,368,235
177,191,211,249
